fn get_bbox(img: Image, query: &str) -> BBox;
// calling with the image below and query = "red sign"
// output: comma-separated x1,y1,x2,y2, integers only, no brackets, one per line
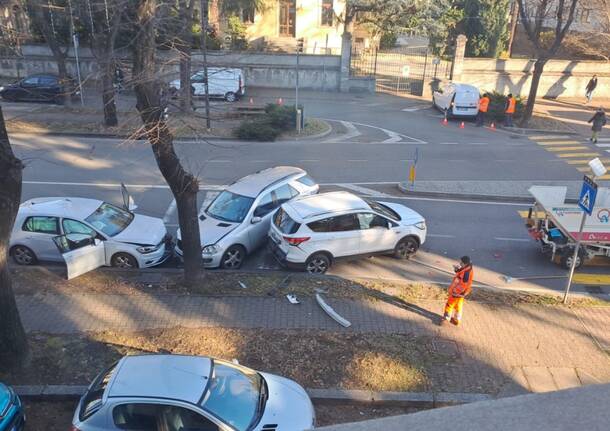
570,231,610,242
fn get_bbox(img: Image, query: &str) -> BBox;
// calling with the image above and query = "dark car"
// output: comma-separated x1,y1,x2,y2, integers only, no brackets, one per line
0,74,77,104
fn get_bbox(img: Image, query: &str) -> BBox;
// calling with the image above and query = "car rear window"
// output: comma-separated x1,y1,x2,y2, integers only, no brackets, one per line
296,175,316,187
79,362,118,421
273,207,301,234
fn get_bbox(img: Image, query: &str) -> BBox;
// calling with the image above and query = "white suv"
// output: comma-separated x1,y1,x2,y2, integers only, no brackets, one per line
268,191,426,273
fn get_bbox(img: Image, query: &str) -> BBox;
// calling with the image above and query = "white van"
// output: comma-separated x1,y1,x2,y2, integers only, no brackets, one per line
433,83,480,117
169,67,245,102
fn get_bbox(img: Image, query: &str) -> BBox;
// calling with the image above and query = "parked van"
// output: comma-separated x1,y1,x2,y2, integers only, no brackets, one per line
169,67,245,102
433,83,480,117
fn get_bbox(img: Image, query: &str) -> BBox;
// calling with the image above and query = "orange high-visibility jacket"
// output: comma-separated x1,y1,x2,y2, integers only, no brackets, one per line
448,264,474,298
506,97,516,114
479,97,490,113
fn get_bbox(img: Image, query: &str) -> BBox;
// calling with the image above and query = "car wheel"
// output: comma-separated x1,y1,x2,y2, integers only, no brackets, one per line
560,249,584,270
394,236,419,259
221,245,245,269
224,91,237,102
111,253,139,269
11,245,37,265
305,253,331,274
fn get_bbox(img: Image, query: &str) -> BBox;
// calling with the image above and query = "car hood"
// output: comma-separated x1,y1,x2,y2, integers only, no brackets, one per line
176,214,239,246
0,382,11,416
112,214,167,245
379,201,425,225
255,373,315,431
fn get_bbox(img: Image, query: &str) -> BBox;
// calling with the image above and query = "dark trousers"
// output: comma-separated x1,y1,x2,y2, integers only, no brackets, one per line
476,111,486,126
504,113,514,127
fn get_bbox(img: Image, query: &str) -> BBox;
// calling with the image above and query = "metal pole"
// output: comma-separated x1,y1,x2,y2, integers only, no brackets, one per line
563,212,587,304
296,44,300,132
67,0,84,106
200,0,211,131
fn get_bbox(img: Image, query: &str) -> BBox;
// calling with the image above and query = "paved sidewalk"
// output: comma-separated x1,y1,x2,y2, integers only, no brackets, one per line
16,291,610,395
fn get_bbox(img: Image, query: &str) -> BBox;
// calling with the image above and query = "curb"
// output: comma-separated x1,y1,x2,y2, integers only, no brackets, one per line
275,119,333,142
13,385,491,408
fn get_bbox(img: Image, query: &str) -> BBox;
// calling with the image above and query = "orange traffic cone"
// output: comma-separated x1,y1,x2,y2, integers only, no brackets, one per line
277,97,283,105
249,97,254,104
490,122,496,130
459,121,465,129
442,117,448,126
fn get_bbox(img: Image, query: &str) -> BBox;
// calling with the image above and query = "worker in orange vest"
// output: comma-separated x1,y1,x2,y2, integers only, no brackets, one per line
504,93,516,127
441,256,474,326
476,93,490,127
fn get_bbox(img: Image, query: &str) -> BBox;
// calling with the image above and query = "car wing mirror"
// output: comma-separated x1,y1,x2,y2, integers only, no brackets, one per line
251,216,262,224
120,182,138,211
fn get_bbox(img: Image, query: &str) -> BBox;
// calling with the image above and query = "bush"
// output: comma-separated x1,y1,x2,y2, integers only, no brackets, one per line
264,104,297,130
485,91,525,122
234,118,281,141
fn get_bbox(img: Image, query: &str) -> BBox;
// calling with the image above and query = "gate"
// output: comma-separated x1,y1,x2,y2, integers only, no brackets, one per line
350,45,452,96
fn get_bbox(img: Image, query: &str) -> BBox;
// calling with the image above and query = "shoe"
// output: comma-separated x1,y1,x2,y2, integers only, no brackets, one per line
450,318,460,326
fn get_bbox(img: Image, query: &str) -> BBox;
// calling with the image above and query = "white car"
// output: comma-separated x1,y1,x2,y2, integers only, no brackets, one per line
433,82,480,117
175,167,318,269
169,67,245,102
72,354,316,431
10,193,170,279
268,191,426,274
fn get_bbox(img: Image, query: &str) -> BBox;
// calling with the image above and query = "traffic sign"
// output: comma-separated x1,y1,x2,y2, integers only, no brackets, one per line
401,65,410,78
578,175,598,216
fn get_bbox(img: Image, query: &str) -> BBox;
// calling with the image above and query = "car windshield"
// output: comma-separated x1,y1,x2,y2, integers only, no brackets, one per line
85,203,134,237
364,198,400,221
206,191,254,223
201,361,263,431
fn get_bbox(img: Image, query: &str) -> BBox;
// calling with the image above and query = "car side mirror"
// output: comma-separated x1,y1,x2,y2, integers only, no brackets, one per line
251,216,262,224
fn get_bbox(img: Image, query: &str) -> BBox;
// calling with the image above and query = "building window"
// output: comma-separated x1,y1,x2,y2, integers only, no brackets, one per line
321,0,333,26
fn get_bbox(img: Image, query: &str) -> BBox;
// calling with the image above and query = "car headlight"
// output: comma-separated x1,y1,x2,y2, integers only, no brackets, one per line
0,86,4,92
137,244,160,254
415,221,426,230
202,245,220,255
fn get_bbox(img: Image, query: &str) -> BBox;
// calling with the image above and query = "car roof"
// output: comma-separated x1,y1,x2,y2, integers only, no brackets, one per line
286,191,370,220
227,166,306,198
107,355,212,404
19,197,104,220
451,83,479,92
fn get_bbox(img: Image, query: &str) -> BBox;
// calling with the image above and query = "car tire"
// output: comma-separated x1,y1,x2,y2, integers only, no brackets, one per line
224,91,237,102
305,253,331,274
394,236,419,259
560,249,584,270
111,253,139,269
11,245,37,265
221,245,245,269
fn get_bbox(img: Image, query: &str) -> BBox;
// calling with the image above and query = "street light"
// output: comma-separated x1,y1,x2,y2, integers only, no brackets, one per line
563,157,607,304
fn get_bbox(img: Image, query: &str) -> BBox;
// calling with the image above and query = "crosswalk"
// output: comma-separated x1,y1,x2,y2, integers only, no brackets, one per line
529,135,610,180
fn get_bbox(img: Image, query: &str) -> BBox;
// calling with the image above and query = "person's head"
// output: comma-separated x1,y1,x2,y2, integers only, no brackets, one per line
597,107,605,113
483,92,489,98
507,93,513,98
593,75,598,79
460,256,471,266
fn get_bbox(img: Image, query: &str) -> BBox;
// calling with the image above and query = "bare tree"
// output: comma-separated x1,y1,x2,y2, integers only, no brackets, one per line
517,0,579,124
176,0,196,112
132,0,203,284
0,106,28,367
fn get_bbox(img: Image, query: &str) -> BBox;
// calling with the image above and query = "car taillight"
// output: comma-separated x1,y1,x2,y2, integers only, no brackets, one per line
284,236,310,246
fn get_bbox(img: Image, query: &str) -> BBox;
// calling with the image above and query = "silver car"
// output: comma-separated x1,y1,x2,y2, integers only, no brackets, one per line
72,354,316,431
175,166,318,269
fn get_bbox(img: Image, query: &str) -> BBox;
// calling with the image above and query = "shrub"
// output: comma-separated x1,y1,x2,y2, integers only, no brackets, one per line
485,91,525,122
264,104,297,130
234,118,281,141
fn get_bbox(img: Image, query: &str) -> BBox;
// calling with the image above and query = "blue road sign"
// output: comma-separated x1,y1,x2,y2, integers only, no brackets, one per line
578,175,598,216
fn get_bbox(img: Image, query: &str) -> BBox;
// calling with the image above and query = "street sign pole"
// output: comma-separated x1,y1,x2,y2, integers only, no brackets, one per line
563,212,587,304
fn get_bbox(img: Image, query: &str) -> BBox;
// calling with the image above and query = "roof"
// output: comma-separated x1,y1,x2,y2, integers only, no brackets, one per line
19,197,103,220
228,166,305,198
287,191,369,220
107,355,212,404
451,83,479,92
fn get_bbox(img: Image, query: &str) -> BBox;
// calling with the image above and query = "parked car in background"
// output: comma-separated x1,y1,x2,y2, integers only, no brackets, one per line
72,354,316,431
0,381,25,431
432,82,480,118
10,190,171,279
269,191,427,274
0,74,78,104
175,166,318,269
169,67,245,102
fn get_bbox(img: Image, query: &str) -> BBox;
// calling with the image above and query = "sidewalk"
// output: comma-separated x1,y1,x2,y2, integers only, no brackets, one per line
15,290,610,395
534,98,610,139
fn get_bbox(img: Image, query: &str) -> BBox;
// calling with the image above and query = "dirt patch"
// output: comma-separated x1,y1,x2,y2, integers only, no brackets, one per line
1,328,451,393
314,403,424,427
527,113,578,132
23,401,76,431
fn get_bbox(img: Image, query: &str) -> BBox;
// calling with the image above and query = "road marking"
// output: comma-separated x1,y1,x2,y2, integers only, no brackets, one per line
572,274,610,286
347,159,367,162
439,142,460,145
494,237,530,242
565,159,610,165
536,141,580,146
323,121,362,143
546,146,590,152
335,183,393,198
427,233,456,238
381,129,403,144
529,135,573,140
321,118,427,144
22,180,225,190
199,191,219,214
207,160,232,163
596,144,610,148
401,105,430,112
597,174,610,180
518,211,546,218
162,199,177,223
577,167,592,172
299,160,320,162
557,153,600,158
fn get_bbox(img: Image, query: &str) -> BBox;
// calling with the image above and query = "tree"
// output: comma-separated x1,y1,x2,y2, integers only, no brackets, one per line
132,0,204,284
462,0,510,57
0,106,28,368
517,0,579,125
561,0,610,61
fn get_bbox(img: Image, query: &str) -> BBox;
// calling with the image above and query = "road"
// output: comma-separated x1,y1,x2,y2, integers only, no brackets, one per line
6,93,610,295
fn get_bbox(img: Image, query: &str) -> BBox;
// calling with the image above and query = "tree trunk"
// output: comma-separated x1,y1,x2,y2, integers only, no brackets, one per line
101,60,118,127
134,0,203,285
507,1,519,57
178,43,193,112
55,54,73,107
0,106,28,368
522,58,546,126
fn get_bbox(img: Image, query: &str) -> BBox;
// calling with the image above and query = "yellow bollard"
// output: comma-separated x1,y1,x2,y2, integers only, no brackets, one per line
409,165,416,185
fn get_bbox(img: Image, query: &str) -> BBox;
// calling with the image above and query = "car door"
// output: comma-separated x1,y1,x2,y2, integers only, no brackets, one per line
308,214,361,258
53,233,106,280
20,216,63,261
357,212,398,254
38,76,59,101
207,68,224,96
191,71,205,96
19,76,40,101
249,184,299,249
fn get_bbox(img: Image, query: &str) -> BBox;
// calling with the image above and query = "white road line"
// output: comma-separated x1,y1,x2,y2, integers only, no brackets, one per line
199,191,219,214
596,144,610,148
22,180,225,190
336,183,393,198
321,118,427,144
207,160,232,163
323,121,362,143
439,142,460,145
249,160,271,163
381,128,403,144
162,199,177,223
347,159,367,162
494,237,530,242
427,233,456,238
299,160,320,162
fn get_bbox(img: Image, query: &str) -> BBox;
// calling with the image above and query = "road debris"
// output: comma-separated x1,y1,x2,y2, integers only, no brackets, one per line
286,294,300,304
238,281,248,289
316,293,351,328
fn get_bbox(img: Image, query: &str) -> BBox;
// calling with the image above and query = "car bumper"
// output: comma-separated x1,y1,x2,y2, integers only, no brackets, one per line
174,245,219,268
267,240,306,270
139,239,173,268
451,107,478,117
